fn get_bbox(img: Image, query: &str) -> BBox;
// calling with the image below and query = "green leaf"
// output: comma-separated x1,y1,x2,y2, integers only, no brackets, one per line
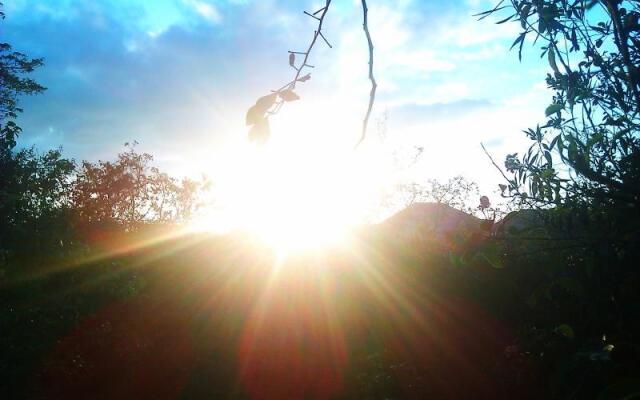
555,323,575,339
495,14,515,24
545,103,563,116
520,4,531,28
510,32,527,61
547,46,560,74
568,137,578,162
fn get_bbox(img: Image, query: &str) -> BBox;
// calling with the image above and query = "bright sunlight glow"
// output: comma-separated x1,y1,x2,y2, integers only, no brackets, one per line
189,133,391,255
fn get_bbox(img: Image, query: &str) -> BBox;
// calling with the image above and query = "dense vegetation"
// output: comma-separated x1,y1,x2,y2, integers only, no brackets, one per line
1,1,639,399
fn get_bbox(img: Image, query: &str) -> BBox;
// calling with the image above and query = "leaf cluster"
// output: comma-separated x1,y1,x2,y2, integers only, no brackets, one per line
0,36,46,151
483,0,640,206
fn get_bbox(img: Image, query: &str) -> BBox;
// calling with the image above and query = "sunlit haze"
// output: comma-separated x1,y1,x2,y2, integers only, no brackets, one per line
6,0,551,242
5,0,638,398
188,134,391,252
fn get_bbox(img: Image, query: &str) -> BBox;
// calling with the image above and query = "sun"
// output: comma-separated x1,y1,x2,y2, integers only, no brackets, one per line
189,138,389,255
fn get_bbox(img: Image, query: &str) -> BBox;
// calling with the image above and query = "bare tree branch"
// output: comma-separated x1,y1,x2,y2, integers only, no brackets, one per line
481,142,511,184
268,1,332,116
252,0,378,149
354,0,377,149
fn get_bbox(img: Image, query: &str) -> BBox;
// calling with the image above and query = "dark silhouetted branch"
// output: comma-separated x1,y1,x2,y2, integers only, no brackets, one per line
481,142,511,183
267,1,332,117
313,6,326,16
318,31,333,48
303,11,320,21
354,0,377,149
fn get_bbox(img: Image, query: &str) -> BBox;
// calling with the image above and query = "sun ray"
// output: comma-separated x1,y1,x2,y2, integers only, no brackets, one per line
190,140,390,255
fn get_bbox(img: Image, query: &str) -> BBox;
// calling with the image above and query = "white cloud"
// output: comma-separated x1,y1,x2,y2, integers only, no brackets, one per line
183,0,222,23
440,17,520,47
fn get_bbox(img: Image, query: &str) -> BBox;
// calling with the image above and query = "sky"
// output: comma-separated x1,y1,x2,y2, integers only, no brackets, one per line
4,0,554,220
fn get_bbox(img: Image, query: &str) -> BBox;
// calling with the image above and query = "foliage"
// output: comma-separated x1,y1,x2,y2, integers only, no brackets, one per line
0,3,46,152
244,3,329,145
245,0,377,147
392,175,502,217
0,143,209,279
3,1,640,398
0,147,75,271
480,1,640,398
482,0,640,205
73,142,209,230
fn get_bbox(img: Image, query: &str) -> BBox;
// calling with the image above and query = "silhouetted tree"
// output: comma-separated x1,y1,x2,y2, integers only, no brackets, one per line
0,148,75,271
480,2,640,398
73,143,208,230
0,3,51,269
0,3,46,152
482,0,640,206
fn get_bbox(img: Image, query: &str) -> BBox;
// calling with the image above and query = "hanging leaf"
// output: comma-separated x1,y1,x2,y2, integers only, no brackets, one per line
545,103,563,116
248,117,270,145
245,105,262,126
495,14,515,24
548,46,560,74
256,93,277,109
278,89,300,102
544,150,553,166
567,136,578,162
289,52,296,67
510,32,527,61
246,93,277,126
298,73,311,82
520,4,531,28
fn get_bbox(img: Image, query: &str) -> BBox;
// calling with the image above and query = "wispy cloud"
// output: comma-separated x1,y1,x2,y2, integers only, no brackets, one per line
183,0,222,24
6,0,549,192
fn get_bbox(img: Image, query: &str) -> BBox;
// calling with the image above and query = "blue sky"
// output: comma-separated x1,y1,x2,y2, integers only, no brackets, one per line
4,0,553,213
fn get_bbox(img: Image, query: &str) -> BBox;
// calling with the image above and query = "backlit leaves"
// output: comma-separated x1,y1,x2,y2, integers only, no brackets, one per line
484,0,640,205
245,94,277,145
245,89,300,144
246,93,277,126
278,89,300,102
248,117,270,145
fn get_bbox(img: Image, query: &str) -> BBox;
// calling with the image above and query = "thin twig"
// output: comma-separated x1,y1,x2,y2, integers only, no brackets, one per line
481,142,511,183
303,11,320,20
313,6,327,16
268,0,332,116
354,0,377,149
318,31,333,48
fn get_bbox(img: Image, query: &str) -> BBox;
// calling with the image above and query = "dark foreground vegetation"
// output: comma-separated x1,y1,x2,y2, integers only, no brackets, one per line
2,0,640,398
1,204,640,399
